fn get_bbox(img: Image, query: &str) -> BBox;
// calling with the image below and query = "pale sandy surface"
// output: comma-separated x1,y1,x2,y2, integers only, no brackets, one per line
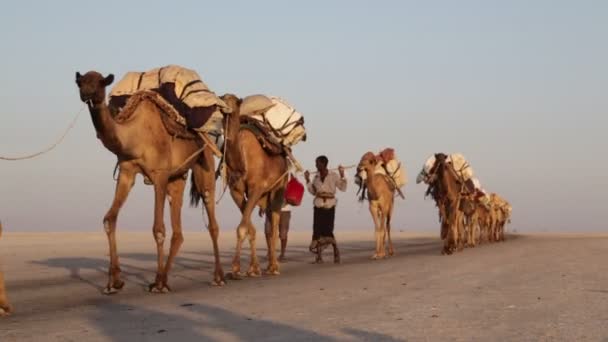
0,231,607,341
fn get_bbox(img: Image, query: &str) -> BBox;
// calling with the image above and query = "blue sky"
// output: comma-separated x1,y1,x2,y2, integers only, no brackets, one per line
1,0,606,233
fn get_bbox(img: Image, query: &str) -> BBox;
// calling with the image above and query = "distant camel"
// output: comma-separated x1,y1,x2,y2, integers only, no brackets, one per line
356,153,396,259
76,71,225,293
218,94,290,277
490,193,511,242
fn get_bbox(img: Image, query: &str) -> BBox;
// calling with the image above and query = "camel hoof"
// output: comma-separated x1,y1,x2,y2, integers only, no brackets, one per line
227,272,243,280
103,287,119,295
148,283,171,294
265,267,280,276
0,305,12,316
247,270,262,278
211,280,226,287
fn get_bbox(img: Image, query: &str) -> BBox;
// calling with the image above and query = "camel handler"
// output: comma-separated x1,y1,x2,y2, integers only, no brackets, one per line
0,220,12,316
263,203,292,262
304,156,347,264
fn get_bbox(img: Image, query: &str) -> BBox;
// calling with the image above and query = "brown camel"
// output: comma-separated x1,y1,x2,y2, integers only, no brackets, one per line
459,194,479,248
75,71,224,293
472,199,493,243
219,94,290,277
0,221,11,316
356,153,396,259
422,153,469,254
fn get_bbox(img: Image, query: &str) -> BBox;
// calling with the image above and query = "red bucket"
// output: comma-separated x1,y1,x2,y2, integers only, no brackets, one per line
285,174,304,206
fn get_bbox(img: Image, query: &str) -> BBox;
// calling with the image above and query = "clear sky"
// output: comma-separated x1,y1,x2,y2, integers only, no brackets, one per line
0,0,606,234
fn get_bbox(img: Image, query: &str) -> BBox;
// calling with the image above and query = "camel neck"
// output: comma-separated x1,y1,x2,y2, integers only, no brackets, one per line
224,111,245,172
439,165,460,201
88,102,122,153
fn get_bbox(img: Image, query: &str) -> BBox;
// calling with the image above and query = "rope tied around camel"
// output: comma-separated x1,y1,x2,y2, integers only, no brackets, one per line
0,106,86,161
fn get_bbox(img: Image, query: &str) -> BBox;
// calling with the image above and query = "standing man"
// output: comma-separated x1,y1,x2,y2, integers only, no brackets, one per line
304,156,347,264
0,220,11,316
264,204,292,262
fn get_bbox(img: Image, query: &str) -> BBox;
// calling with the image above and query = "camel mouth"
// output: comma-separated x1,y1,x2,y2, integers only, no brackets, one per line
415,171,429,184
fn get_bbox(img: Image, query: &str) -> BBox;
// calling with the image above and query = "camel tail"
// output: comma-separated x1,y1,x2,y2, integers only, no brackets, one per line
189,172,203,208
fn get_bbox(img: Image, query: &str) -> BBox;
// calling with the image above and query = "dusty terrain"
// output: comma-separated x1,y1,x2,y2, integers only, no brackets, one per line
0,231,607,341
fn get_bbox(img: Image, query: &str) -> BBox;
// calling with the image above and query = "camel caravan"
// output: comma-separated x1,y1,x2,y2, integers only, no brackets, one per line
416,153,512,254
0,63,513,313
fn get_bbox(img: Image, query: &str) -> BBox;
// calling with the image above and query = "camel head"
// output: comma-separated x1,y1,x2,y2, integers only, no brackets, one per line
357,152,378,173
75,71,114,105
417,153,446,184
356,152,378,183
219,93,242,117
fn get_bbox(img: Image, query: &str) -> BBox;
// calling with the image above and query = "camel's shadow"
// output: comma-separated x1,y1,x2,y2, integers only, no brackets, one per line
87,301,405,341
29,252,224,293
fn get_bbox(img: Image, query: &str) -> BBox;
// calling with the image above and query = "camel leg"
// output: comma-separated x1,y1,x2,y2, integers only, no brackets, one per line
229,189,248,279
386,205,394,257
0,271,10,316
370,203,383,259
378,210,387,259
161,177,186,292
263,209,280,274
198,163,226,286
245,207,262,277
457,213,465,252
102,163,136,294
489,217,496,243
149,172,170,293
444,209,459,255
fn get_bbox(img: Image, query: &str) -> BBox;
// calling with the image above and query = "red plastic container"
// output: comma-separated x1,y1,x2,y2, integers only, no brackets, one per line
285,174,305,206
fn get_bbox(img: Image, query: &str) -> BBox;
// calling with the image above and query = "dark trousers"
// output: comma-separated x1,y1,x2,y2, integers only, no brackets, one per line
312,207,336,240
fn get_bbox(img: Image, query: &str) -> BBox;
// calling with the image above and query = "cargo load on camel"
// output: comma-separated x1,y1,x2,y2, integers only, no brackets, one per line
108,65,230,137
356,148,407,189
239,94,307,148
416,153,475,185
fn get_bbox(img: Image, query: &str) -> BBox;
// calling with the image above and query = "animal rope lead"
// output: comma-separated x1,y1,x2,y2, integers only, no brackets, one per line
0,106,85,161
306,164,357,175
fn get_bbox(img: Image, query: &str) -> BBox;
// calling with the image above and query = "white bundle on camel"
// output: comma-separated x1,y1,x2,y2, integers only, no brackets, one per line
109,65,230,136
240,94,306,147
356,148,407,189
416,153,474,184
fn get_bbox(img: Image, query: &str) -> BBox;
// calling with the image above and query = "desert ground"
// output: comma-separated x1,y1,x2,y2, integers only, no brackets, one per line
0,230,607,341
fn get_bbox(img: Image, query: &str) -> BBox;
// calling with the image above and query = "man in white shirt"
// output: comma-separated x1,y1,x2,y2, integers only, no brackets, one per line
304,155,347,263
264,204,291,262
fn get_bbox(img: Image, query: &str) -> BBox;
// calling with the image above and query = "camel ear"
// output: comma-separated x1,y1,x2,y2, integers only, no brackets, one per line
102,74,114,86
75,72,82,86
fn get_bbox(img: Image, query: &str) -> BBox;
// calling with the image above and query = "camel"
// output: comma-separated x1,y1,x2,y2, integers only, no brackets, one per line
75,71,224,293
419,153,470,254
489,193,511,242
472,200,493,243
0,221,11,316
459,194,479,248
219,94,290,277
356,153,396,259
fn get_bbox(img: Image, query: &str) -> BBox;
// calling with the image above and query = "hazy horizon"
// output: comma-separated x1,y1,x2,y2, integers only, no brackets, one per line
1,0,606,235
